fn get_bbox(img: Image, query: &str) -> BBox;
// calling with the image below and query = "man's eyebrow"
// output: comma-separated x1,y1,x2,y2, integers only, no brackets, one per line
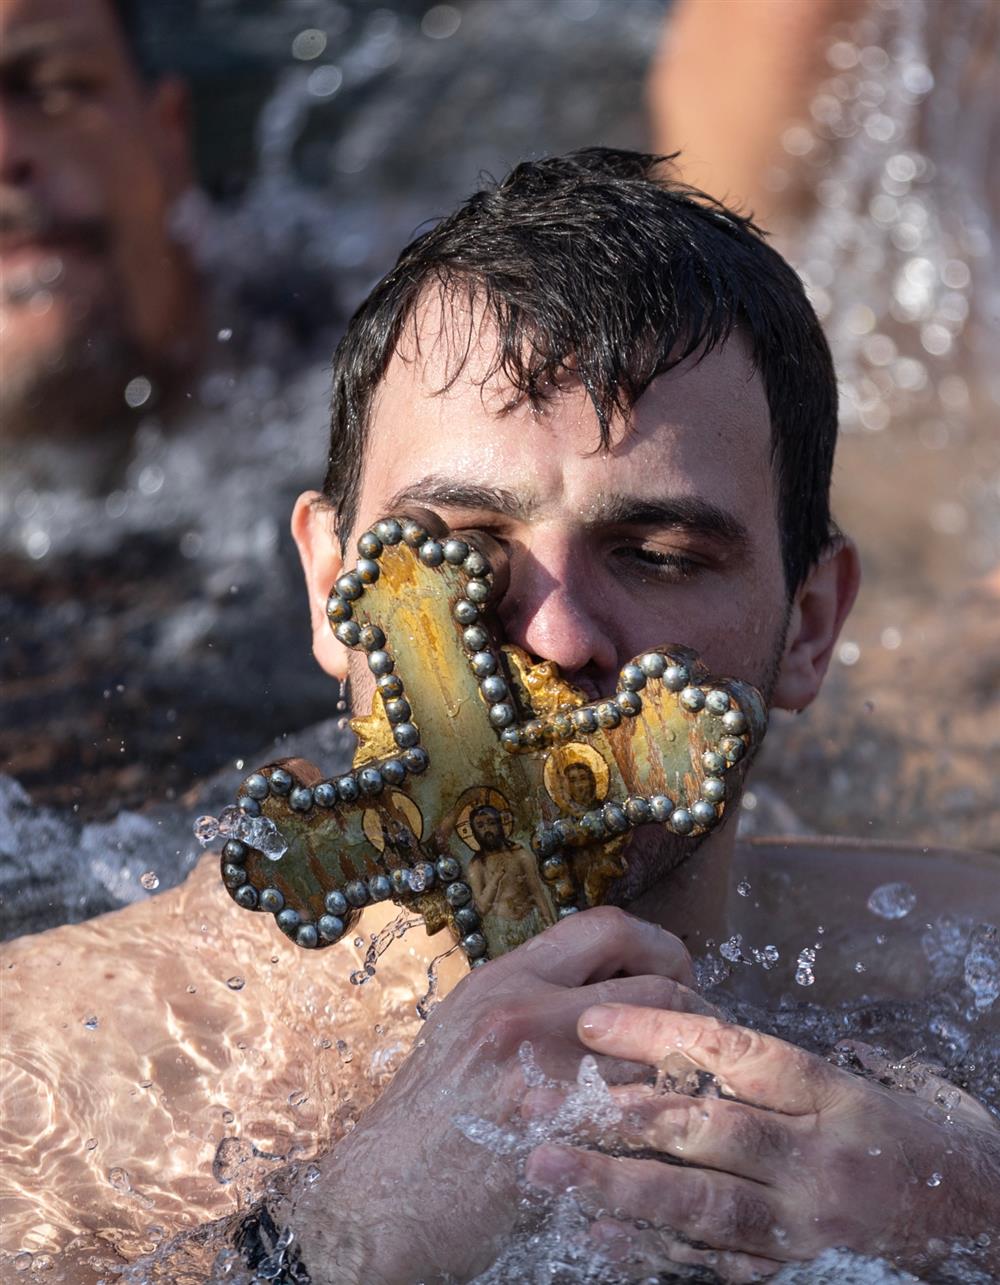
0,25,102,68
386,476,537,521
592,495,751,549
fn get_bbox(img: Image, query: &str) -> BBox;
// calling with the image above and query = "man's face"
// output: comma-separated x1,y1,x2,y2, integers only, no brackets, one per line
565,763,596,808
0,0,194,437
328,300,792,721
470,806,505,853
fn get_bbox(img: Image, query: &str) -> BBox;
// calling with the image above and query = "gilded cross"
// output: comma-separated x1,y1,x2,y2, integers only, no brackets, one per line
220,509,766,964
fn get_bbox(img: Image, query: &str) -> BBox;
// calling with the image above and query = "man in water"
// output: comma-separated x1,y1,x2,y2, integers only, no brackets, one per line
2,149,997,1282
0,0,200,445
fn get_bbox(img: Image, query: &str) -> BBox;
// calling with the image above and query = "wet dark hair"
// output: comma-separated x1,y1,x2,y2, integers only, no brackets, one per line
324,148,838,592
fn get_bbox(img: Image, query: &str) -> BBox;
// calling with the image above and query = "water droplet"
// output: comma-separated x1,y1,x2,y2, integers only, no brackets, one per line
222,1109,235,1124
217,327,233,342
186,984,197,994
934,1087,961,1112
13,1252,32,1272
226,976,245,991
83,1015,99,1030
926,1171,942,1187
85,1138,98,1150
736,879,752,897
868,1145,882,1157
336,1039,353,1064
794,947,817,987
963,924,1000,1011
868,882,917,919
193,815,219,845
304,1163,322,1186
854,961,867,973
140,870,160,891
123,375,152,408
108,1166,132,1192
288,1089,309,1108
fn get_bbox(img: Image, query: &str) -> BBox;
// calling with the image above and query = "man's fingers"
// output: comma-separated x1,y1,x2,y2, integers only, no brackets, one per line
526,1143,789,1259
525,1083,802,1185
590,1217,781,1283
577,1006,839,1115
493,906,694,989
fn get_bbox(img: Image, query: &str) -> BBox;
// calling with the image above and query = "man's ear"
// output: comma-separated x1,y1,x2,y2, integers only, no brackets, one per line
291,491,349,681
148,76,194,198
771,537,861,712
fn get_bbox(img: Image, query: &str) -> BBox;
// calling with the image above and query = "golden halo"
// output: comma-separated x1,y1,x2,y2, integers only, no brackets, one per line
455,786,513,851
543,743,610,813
362,791,424,854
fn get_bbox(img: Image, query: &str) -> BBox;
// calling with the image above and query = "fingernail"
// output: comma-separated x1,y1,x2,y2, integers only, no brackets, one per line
579,1003,619,1042
526,1144,577,1190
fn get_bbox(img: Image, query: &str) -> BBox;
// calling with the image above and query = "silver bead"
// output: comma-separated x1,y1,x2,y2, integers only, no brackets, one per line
318,914,345,940
357,531,383,558
639,652,667,678
402,747,429,774
296,925,318,949
500,727,521,751
532,825,559,857
326,594,352,623
481,674,508,703
223,839,247,861
393,722,419,749
670,808,694,835
436,855,461,881
464,550,489,577
277,907,300,932
401,520,427,547
625,796,652,824
335,775,359,802
368,875,392,901
419,540,444,566
722,709,748,735
619,663,646,691
462,932,487,960
336,572,363,601
239,796,261,817
466,578,490,604
359,624,386,651
570,707,599,734
680,686,706,712
235,884,258,909
445,881,472,907
356,557,380,584
581,809,605,838
384,697,411,724
522,720,545,746
374,518,402,545
602,802,629,833
358,767,384,795
470,651,496,678
325,890,348,915
553,818,580,845
701,778,725,803
270,768,292,795
597,701,621,729
551,712,574,739
650,794,673,822
463,625,489,651
314,782,337,807
443,538,469,565
289,786,313,812
616,690,642,717
720,736,745,762
260,887,284,912
488,702,515,728
377,673,403,700
335,620,360,646
705,689,730,714
243,776,268,803
541,855,568,880
702,750,726,774
454,599,478,625
382,759,406,786
454,906,480,933
409,862,436,892
663,664,690,691
691,800,717,827
345,880,369,907
367,649,394,676
222,863,246,888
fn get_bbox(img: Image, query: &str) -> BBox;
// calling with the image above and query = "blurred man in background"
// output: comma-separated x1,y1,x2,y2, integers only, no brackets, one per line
1,0,202,449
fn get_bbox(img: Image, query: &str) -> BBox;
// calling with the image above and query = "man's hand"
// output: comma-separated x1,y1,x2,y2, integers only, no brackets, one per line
283,908,710,1284
525,1004,1000,1281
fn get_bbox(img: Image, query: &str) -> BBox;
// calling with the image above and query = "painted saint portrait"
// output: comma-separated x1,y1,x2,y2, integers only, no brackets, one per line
454,787,556,952
543,743,610,815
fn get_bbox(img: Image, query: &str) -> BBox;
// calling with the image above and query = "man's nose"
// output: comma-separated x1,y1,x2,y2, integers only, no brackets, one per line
497,532,619,685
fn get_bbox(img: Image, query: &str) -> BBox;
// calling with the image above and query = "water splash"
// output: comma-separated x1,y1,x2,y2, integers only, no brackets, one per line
348,910,422,986
193,805,288,862
868,881,918,920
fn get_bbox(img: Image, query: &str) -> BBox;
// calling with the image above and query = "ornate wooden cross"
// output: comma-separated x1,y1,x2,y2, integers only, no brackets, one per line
220,509,766,965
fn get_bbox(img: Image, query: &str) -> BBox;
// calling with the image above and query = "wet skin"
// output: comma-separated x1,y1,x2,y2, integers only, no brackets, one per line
285,306,999,1280
0,0,197,436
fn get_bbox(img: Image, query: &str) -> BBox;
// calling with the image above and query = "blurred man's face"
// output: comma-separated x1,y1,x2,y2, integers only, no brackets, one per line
0,0,196,438
470,807,505,853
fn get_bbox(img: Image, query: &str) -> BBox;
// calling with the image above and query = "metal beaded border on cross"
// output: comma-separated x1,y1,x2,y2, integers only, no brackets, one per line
220,510,766,966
